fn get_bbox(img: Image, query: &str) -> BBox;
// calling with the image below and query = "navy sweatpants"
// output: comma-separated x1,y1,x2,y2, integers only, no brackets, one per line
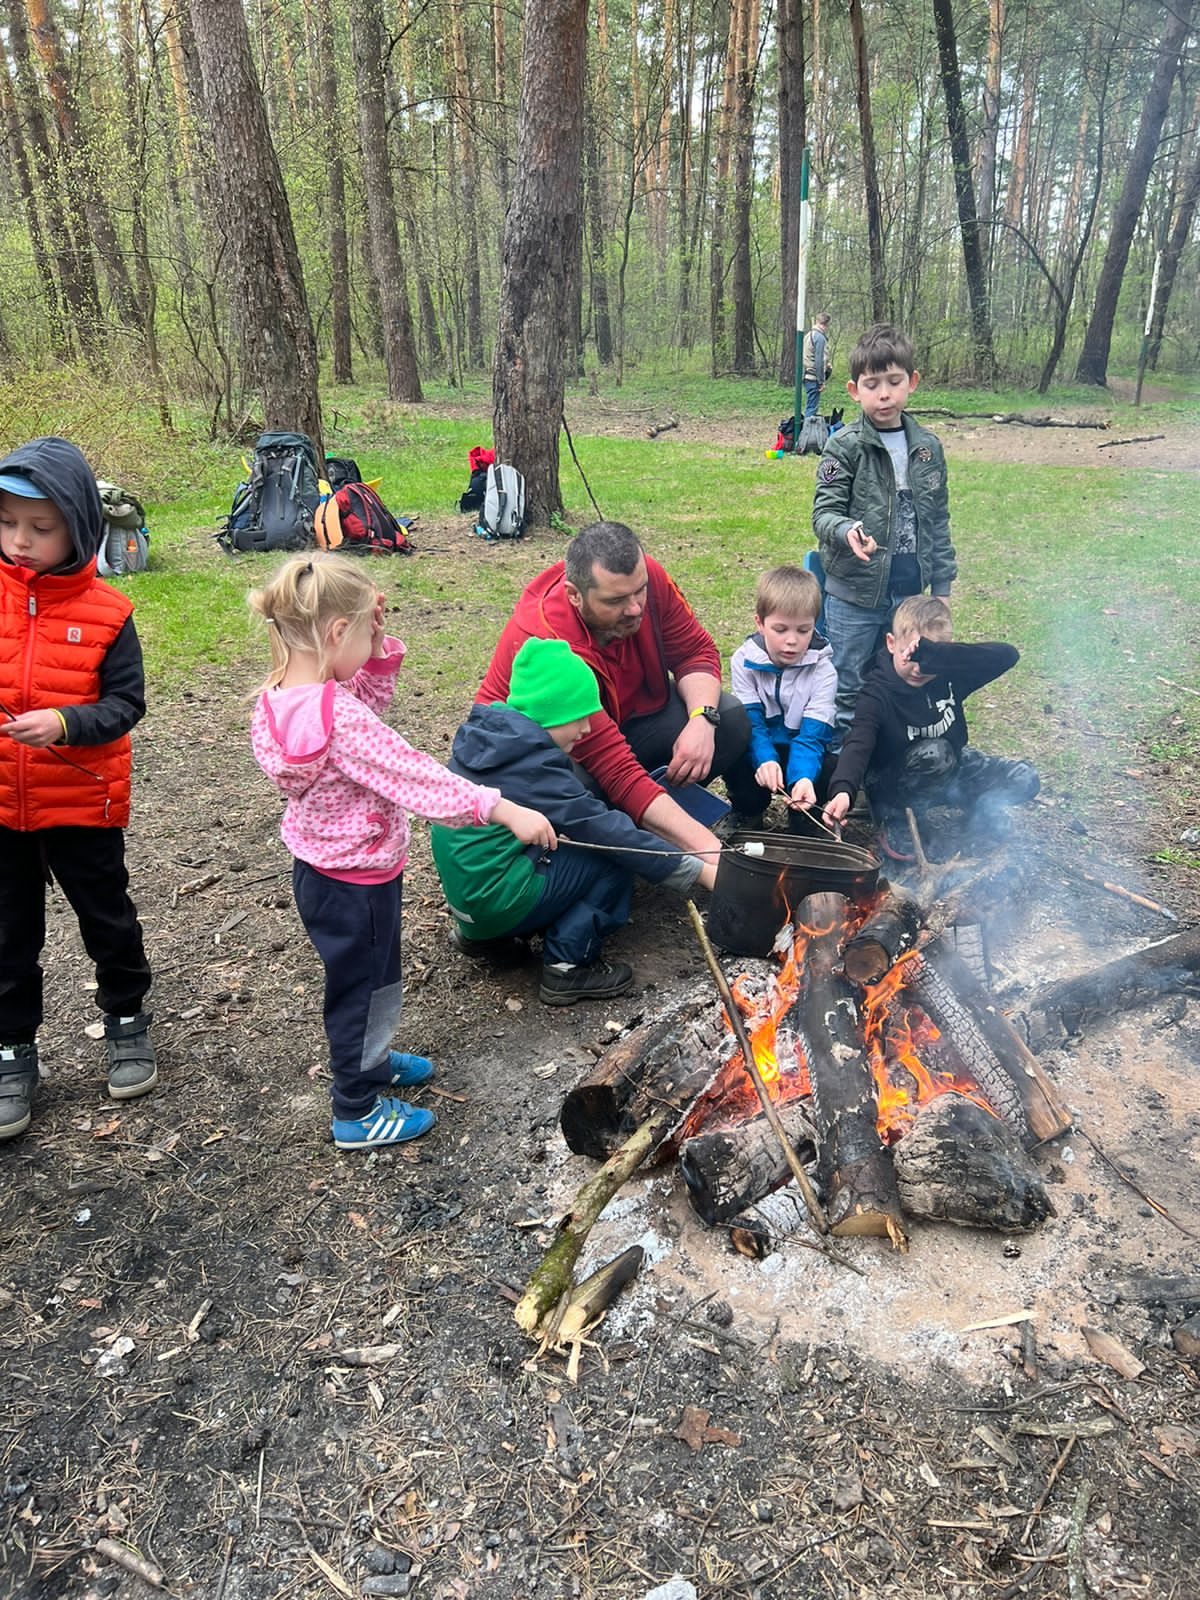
293,861,406,1121
507,845,635,967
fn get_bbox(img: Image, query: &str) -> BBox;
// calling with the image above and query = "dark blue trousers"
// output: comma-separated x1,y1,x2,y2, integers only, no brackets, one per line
293,862,405,1120
508,845,635,966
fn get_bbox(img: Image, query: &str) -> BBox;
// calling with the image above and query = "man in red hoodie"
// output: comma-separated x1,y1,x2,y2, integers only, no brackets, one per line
477,522,749,853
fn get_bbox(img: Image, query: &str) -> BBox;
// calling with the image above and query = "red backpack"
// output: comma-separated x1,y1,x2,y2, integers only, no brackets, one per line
334,483,414,554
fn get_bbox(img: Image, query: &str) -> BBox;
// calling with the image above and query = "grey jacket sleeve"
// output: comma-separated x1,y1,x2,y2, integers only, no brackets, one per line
923,437,956,596
60,615,147,745
811,432,860,553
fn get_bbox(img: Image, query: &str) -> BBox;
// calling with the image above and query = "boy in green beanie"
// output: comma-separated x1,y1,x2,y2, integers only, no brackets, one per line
431,638,716,1004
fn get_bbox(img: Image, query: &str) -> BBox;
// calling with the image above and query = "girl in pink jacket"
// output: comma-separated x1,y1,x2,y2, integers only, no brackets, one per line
250,554,553,1150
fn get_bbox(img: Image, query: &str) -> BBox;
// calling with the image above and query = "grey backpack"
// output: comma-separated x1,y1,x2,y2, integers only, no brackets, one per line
797,415,829,456
95,480,150,576
480,463,525,540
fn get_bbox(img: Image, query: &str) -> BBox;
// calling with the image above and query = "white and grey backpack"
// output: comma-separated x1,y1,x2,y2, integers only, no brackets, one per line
95,479,150,576
480,463,525,540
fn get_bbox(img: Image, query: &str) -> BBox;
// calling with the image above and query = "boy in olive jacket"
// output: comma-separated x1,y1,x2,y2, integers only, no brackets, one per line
812,323,955,741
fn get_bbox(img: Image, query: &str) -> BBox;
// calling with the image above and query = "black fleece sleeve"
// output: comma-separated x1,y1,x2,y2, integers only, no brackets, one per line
827,685,885,800
912,639,1018,698
59,616,147,745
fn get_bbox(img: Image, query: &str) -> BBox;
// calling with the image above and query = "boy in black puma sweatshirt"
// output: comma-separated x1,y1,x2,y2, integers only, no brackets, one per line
821,595,1039,857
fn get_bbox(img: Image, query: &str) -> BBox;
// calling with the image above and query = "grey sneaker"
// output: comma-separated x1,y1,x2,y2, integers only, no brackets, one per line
0,1044,39,1140
104,1012,159,1101
539,959,634,1007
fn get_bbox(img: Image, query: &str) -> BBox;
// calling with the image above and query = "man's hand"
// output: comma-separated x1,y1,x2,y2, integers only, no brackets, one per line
665,715,715,786
1,710,63,747
822,792,852,828
755,759,784,794
788,778,817,810
846,523,877,563
491,799,557,850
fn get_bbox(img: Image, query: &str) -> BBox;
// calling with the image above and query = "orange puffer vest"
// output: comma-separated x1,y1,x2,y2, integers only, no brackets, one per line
0,561,134,829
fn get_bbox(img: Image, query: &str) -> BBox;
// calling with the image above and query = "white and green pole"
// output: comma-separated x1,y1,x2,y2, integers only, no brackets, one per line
792,147,812,443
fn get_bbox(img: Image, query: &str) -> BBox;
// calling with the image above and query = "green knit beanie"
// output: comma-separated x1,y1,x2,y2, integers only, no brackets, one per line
506,638,602,728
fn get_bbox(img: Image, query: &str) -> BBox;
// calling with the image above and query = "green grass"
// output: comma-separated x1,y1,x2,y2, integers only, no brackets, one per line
7,365,1198,808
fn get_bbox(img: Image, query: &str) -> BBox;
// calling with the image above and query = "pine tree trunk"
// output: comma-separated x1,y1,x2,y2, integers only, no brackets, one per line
1147,95,1200,368
348,0,422,402
492,0,588,525
0,43,66,356
586,98,614,364
932,0,996,382
848,0,888,321
449,0,485,368
709,0,735,374
775,0,804,386
1075,0,1194,385
185,0,323,446
975,0,1004,283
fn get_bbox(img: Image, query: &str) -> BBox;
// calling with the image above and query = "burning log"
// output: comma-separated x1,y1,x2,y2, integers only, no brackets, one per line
1012,925,1200,1052
892,1096,1054,1231
559,990,725,1160
680,1099,818,1225
842,887,924,984
902,941,1071,1146
789,892,908,1248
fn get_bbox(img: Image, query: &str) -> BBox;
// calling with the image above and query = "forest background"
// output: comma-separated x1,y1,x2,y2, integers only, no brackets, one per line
0,0,1197,473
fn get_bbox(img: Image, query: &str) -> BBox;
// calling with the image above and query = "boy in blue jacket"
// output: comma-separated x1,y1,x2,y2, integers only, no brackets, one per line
724,565,837,830
431,639,715,1006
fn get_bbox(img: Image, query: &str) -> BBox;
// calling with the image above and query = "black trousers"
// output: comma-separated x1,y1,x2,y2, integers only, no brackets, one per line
0,826,151,1043
619,688,751,786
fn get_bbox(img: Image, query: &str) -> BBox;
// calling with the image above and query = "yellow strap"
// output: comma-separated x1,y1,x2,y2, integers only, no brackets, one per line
689,705,709,720
53,709,69,742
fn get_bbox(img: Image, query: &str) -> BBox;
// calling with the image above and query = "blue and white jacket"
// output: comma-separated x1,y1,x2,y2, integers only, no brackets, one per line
730,631,837,787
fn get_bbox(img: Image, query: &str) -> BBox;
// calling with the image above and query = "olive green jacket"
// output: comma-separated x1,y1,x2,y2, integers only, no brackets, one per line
812,412,955,609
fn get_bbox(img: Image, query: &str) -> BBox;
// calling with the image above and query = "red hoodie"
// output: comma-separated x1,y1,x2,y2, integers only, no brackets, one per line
476,556,720,821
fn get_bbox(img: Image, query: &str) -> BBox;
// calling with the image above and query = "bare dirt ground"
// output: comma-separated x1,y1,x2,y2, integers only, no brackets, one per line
2,411,1198,1600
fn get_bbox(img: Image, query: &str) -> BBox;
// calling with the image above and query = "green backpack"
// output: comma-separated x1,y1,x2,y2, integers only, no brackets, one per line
95,480,150,577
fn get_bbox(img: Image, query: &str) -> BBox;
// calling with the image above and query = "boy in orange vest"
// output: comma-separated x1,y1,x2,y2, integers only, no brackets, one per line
0,437,155,1140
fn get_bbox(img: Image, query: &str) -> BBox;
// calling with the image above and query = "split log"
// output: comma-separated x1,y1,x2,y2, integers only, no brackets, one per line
892,1096,1054,1231
843,888,924,984
1107,1275,1200,1319
788,892,907,1247
902,941,1071,1146
680,1098,818,1225
559,989,723,1160
1012,926,1200,1053
646,416,679,438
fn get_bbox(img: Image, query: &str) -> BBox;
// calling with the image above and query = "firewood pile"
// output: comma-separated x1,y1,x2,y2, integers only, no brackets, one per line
514,847,1200,1346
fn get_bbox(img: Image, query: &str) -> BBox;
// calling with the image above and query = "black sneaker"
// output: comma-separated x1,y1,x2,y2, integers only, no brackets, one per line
0,1044,38,1140
104,1012,159,1101
539,960,635,1007
450,926,532,964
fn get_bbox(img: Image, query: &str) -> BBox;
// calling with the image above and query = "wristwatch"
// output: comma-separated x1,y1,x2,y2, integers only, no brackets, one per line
689,705,721,727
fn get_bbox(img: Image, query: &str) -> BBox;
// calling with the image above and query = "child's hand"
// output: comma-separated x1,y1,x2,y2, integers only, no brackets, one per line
0,709,63,747
789,778,817,810
754,760,784,793
370,592,387,656
822,792,851,827
846,523,877,562
492,799,557,850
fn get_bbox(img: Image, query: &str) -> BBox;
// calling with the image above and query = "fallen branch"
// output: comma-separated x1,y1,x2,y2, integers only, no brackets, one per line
94,1539,165,1589
910,408,1109,430
514,1109,672,1334
1157,674,1200,700
1066,1481,1094,1600
646,416,679,438
1097,433,1165,449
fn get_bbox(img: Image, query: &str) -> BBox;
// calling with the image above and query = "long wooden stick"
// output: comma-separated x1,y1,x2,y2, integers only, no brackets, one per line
686,901,828,1235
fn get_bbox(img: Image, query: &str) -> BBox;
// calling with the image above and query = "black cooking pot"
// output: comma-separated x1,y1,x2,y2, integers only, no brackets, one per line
706,827,880,957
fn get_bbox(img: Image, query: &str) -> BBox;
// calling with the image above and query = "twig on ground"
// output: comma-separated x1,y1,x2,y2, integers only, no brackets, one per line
994,1532,1069,1600
1157,674,1200,700
1076,1127,1200,1239
94,1538,165,1589
1097,434,1165,449
1021,1435,1076,1547
1066,1481,1094,1600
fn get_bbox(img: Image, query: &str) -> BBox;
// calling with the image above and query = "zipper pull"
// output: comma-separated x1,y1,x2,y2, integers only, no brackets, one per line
28,594,37,616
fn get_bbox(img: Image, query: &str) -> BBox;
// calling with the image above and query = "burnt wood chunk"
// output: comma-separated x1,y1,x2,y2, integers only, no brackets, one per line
680,1098,818,1225
1013,926,1200,1052
903,941,1071,1147
728,1181,817,1259
788,892,908,1248
559,991,721,1160
892,1096,1054,1230
843,889,924,985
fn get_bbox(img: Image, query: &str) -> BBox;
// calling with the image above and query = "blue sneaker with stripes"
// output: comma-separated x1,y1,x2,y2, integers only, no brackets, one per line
332,1095,436,1149
386,1051,435,1089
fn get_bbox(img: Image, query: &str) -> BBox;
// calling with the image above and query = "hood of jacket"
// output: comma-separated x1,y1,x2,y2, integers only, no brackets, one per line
255,680,339,798
449,702,557,782
737,630,832,675
0,436,104,574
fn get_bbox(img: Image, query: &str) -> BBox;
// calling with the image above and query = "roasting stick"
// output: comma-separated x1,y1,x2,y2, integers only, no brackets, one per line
685,899,829,1236
553,834,767,859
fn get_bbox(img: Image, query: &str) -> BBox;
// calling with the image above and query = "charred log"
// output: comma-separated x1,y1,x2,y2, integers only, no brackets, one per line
1012,926,1200,1052
789,892,908,1247
843,888,924,985
559,990,723,1160
680,1099,818,1225
729,1181,818,1259
892,1096,1054,1230
903,941,1071,1146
